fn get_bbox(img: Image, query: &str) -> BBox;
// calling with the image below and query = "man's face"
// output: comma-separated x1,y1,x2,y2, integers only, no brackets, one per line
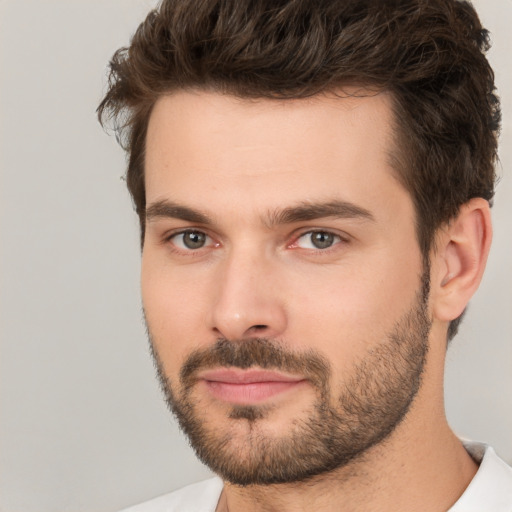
142,90,431,484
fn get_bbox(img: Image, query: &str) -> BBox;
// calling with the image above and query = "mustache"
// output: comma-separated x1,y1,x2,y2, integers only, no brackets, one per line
180,338,331,390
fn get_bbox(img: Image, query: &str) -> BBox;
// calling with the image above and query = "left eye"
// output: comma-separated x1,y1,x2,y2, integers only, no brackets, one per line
170,230,212,250
295,231,342,250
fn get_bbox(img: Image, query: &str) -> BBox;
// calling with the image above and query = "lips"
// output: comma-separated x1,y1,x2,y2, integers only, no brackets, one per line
199,369,307,404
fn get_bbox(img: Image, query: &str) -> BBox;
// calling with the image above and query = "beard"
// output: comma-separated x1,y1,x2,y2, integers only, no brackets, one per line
147,275,431,486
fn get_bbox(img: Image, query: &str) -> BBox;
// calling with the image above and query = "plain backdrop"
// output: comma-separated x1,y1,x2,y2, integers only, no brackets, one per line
0,1,510,511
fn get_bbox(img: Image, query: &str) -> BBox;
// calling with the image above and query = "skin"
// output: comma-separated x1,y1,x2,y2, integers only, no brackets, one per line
141,89,492,511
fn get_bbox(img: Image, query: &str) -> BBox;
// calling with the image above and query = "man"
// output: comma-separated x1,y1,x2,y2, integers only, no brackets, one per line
99,0,512,510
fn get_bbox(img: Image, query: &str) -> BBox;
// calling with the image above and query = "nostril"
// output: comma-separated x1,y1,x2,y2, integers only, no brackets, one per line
252,325,268,331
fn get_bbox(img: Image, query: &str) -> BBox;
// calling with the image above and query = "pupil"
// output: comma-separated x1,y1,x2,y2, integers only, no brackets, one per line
184,231,205,249
312,232,333,249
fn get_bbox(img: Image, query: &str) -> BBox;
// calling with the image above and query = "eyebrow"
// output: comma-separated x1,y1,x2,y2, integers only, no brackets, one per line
266,200,375,226
146,200,213,224
145,199,375,226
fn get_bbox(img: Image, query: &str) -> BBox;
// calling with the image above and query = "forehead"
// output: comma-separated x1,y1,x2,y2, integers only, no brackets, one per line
144,89,407,221
146,88,395,162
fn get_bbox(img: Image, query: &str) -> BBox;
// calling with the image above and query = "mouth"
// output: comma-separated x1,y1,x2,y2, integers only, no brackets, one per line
198,368,307,404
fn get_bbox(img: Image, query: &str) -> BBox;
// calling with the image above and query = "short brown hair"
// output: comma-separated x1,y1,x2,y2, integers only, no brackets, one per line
98,0,500,338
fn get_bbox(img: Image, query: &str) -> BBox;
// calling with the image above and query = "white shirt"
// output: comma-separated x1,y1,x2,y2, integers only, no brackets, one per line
449,442,512,511
121,442,512,512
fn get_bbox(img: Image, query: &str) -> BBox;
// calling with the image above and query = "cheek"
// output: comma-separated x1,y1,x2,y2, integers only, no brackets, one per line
141,252,211,376
285,255,422,368
285,277,381,369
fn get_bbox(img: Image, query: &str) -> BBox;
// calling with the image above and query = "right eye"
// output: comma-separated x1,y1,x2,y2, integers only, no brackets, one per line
169,230,213,250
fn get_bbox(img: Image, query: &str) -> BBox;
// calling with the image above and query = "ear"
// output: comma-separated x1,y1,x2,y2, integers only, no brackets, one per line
431,198,492,323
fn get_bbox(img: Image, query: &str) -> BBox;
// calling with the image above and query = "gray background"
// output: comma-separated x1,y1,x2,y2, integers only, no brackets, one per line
0,1,510,511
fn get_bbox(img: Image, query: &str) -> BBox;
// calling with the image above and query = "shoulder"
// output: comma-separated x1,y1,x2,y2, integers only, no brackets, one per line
450,441,512,511
119,477,224,512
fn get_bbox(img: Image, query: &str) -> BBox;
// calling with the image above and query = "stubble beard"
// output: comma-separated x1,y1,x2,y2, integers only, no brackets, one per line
147,278,431,486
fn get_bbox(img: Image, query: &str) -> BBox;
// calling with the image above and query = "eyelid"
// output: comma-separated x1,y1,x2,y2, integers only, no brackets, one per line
288,228,350,250
160,226,350,252
164,228,219,251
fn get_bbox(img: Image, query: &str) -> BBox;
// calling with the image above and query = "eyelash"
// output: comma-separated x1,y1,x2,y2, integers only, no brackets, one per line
165,229,217,252
288,230,349,252
163,228,349,254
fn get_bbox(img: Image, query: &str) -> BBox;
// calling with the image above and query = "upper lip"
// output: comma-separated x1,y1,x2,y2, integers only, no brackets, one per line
199,368,305,384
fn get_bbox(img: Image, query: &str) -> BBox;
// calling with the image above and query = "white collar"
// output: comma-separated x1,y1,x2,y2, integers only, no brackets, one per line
448,441,512,511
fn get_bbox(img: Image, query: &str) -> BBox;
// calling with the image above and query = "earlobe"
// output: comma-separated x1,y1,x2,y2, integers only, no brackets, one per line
432,198,492,322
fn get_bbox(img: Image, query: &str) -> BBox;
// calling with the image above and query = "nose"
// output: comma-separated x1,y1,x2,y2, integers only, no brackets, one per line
209,248,287,340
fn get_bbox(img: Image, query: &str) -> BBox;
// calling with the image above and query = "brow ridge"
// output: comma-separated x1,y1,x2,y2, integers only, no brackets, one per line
146,200,212,224
145,199,375,227
266,200,375,226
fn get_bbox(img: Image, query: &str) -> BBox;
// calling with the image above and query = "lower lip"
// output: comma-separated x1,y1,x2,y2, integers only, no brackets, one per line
204,380,305,404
